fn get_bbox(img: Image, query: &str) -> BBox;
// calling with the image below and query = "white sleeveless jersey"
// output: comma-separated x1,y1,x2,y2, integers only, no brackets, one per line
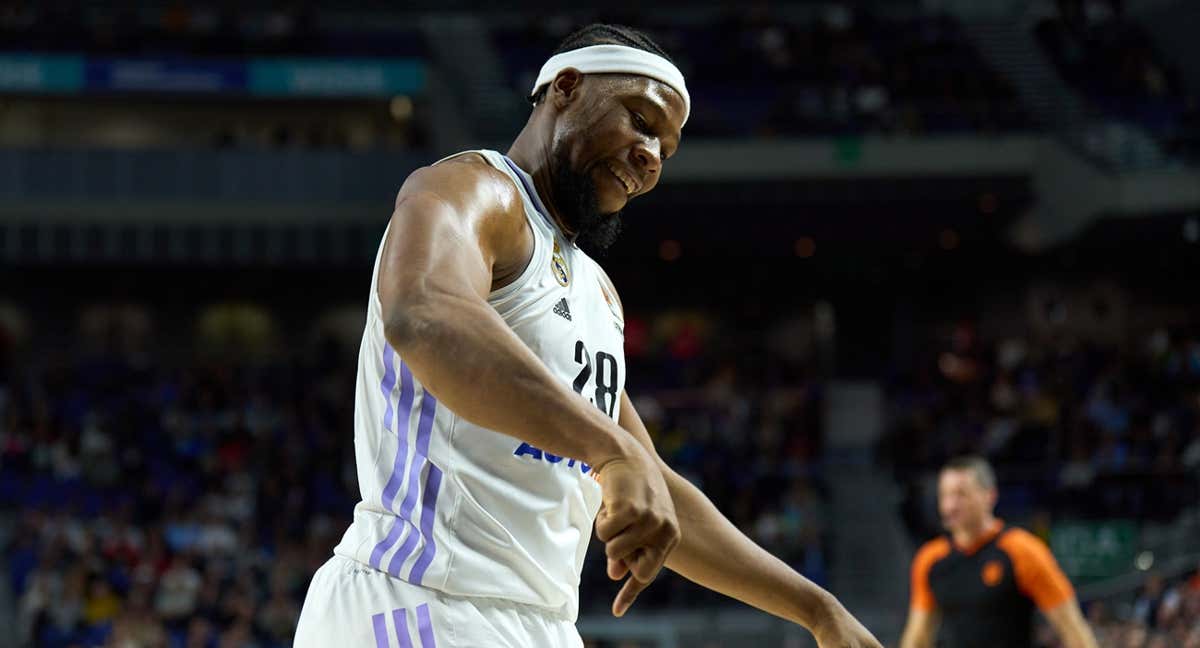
334,149,626,621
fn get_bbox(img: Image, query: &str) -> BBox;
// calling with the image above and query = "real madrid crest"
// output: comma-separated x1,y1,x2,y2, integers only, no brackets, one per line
551,240,570,287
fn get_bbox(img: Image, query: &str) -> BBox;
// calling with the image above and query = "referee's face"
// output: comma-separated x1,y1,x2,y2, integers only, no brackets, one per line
938,468,997,535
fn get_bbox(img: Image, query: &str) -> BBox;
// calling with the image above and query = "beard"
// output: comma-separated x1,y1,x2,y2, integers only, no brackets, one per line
550,145,623,257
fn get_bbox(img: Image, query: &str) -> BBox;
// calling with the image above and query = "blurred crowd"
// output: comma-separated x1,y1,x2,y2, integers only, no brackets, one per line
0,304,830,647
1036,0,1200,163
884,318,1200,536
0,3,426,58
497,5,1029,137
1051,567,1200,648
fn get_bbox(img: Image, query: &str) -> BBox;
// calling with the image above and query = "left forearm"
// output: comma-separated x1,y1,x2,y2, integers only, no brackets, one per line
1061,624,1100,648
1045,603,1100,648
663,469,838,632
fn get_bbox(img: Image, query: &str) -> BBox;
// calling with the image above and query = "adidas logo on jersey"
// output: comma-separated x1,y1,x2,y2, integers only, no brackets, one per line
553,298,572,321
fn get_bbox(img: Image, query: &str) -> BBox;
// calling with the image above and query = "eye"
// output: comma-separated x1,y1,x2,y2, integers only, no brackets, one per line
631,111,649,132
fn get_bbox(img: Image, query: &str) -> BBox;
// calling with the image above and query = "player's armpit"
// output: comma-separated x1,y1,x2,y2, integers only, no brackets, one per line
1042,599,1100,648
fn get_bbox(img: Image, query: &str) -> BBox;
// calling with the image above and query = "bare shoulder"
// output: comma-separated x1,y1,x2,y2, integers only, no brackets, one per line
389,154,530,265
394,154,523,229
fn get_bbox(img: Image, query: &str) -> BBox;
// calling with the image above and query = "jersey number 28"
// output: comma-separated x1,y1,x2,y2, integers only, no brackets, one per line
571,340,618,417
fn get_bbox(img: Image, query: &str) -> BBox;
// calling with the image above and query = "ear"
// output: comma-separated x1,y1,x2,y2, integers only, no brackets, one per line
550,68,584,109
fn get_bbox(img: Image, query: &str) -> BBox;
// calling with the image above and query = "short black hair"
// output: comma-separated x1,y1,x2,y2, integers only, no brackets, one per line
942,455,998,490
528,23,673,106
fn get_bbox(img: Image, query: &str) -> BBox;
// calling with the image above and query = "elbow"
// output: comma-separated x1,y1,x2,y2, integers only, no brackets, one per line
382,295,438,352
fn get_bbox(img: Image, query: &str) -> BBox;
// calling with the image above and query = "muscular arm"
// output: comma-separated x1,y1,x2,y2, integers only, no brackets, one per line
378,161,639,471
1043,600,1099,648
898,608,939,648
615,392,874,641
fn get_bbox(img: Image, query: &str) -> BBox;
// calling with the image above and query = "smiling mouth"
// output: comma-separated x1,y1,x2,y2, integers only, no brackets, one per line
605,163,640,195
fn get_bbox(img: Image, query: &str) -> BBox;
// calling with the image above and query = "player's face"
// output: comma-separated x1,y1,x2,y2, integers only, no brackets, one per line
937,469,995,534
549,74,684,255
576,76,684,214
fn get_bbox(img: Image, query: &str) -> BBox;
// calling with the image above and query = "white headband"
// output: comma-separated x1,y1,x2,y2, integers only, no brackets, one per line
531,44,690,126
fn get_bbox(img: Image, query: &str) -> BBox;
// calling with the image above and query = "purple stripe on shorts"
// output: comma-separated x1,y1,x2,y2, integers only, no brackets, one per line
369,360,415,570
407,464,443,585
386,388,439,578
416,603,437,648
372,612,389,648
392,607,413,648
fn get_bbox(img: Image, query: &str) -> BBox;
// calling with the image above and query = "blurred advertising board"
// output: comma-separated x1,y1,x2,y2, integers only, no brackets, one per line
0,54,423,96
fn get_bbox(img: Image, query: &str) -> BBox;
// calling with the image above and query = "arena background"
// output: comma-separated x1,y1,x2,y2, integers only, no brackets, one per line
1,1,1198,646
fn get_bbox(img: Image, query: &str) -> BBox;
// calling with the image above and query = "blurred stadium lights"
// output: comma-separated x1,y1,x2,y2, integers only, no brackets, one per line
794,237,816,259
389,95,413,122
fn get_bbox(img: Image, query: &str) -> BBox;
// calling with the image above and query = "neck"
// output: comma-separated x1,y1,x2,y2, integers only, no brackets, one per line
952,515,999,549
506,125,577,240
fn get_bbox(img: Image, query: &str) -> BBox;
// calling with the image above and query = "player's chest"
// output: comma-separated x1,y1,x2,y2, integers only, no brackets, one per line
504,245,626,417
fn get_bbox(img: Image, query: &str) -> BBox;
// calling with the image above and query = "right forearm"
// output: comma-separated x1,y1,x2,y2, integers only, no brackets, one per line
386,295,636,468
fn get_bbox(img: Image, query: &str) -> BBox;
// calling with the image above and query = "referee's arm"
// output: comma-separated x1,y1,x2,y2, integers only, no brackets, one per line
899,540,944,648
999,531,1099,648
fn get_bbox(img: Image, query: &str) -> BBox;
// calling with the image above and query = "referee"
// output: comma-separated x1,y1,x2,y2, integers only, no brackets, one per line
899,456,1099,648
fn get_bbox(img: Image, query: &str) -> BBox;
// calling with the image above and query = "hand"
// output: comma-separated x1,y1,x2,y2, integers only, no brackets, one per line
812,599,884,648
593,449,680,617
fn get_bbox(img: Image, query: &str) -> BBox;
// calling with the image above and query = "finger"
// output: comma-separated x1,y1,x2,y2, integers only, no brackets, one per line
612,574,651,617
603,526,649,561
626,545,667,583
594,507,634,543
606,557,628,580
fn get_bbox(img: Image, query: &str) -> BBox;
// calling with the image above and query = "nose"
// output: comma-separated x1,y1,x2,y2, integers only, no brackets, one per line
631,138,661,177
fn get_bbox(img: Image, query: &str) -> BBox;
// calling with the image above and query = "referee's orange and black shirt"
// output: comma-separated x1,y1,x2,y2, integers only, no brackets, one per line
909,521,1075,648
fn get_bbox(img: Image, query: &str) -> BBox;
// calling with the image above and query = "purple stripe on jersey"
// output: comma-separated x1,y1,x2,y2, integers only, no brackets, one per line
386,388,439,578
381,362,416,512
416,604,438,648
408,464,443,585
386,504,420,578
369,519,405,572
392,607,413,648
380,344,397,432
369,360,415,570
372,612,389,648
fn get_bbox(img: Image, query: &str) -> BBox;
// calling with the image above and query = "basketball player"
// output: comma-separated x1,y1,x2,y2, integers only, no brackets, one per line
295,24,881,648
899,456,1099,648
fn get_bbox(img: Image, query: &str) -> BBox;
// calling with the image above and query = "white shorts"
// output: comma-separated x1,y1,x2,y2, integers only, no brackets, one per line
295,555,584,648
